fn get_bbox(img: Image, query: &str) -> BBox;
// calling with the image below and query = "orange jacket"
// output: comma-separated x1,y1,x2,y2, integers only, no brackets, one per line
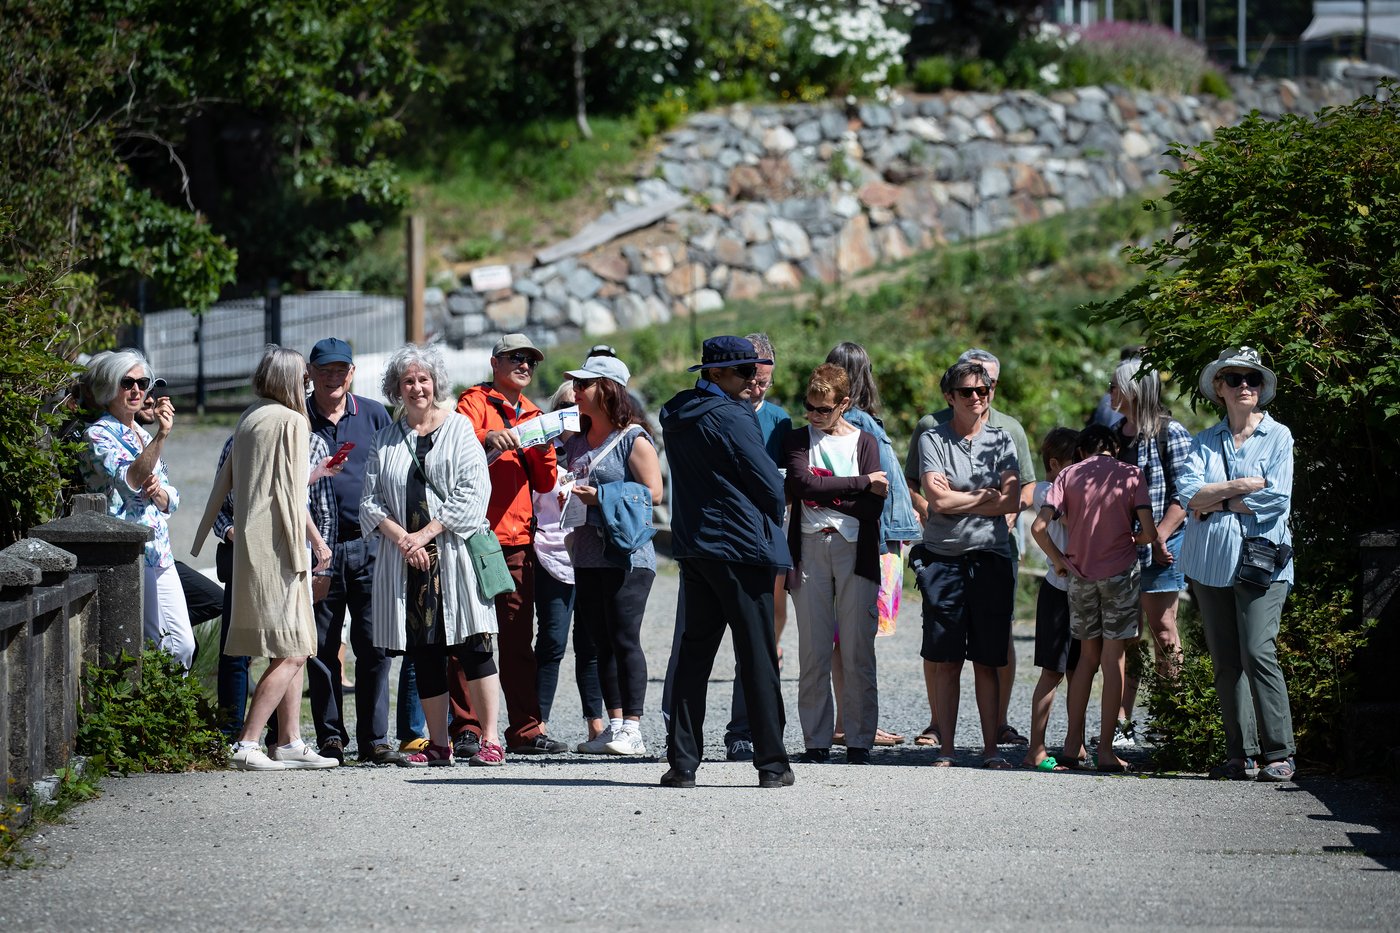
456,383,558,546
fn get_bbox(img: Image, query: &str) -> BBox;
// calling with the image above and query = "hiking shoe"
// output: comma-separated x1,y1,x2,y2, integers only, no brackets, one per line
318,737,345,765
508,735,568,755
231,745,285,771
469,741,506,767
359,743,410,767
1208,757,1258,780
726,738,755,762
399,737,429,753
604,728,646,756
404,743,454,767
1257,756,1296,783
271,742,339,769
759,768,795,788
576,727,615,755
453,732,481,760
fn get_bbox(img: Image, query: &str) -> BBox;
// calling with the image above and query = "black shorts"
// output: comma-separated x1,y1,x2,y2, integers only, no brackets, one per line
1032,579,1080,673
911,546,1014,667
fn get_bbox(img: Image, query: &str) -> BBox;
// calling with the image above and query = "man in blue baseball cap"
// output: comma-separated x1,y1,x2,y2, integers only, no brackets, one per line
657,336,794,789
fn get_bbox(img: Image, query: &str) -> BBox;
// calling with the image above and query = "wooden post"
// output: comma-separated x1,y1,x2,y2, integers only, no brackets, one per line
405,214,425,345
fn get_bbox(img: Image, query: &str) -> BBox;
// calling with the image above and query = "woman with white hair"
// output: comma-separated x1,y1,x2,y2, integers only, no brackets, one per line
361,343,504,766
79,348,194,669
1108,357,1193,746
194,345,338,770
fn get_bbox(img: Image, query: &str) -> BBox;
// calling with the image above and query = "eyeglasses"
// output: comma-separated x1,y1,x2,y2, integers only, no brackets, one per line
804,400,838,415
953,385,990,399
499,352,538,369
731,364,757,380
1219,371,1263,388
120,376,152,391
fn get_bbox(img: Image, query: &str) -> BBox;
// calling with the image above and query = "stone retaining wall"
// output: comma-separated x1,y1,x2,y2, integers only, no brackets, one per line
441,77,1377,349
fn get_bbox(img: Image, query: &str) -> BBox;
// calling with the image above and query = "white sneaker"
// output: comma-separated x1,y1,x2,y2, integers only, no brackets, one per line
231,745,286,771
576,726,615,755
603,728,646,756
1112,723,1137,750
271,742,339,769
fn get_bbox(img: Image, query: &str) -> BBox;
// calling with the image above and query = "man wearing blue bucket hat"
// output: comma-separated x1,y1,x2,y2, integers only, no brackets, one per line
658,336,794,789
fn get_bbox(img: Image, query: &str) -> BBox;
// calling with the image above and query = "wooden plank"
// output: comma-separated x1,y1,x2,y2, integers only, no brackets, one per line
405,215,425,344
534,192,690,266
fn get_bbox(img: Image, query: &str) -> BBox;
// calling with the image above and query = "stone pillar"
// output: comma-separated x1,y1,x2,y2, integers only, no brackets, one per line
29,510,149,675
0,554,41,796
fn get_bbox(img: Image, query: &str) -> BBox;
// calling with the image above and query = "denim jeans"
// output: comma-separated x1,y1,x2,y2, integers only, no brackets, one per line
396,657,426,742
215,542,249,737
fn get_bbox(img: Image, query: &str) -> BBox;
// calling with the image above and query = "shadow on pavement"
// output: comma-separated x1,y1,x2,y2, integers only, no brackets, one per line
1294,777,1400,871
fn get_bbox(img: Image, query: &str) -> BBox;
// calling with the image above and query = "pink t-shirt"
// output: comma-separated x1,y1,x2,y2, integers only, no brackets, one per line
1044,455,1150,581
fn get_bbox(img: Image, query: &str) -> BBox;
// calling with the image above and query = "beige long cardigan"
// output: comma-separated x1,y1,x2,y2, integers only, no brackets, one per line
193,399,315,658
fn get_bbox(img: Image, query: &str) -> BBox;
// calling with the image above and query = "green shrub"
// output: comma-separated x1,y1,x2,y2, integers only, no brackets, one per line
1197,68,1232,99
912,56,955,92
78,648,228,775
954,59,1006,92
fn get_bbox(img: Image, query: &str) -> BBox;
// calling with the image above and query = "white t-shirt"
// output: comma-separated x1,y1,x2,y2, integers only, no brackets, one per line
1032,480,1069,591
800,426,862,543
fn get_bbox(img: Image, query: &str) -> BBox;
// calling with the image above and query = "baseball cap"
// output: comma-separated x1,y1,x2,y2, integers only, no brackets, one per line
564,356,631,387
492,333,543,361
309,337,354,366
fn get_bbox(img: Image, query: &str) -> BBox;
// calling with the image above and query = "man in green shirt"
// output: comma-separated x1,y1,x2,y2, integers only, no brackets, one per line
904,348,1036,750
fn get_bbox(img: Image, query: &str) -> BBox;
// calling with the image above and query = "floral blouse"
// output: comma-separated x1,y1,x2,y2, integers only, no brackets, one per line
80,414,179,568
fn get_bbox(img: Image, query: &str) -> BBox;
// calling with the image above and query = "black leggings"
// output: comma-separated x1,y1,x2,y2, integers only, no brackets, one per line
574,566,655,717
406,640,496,698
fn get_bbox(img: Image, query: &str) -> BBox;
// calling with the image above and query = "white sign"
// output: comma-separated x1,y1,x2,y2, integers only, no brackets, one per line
470,264,513,292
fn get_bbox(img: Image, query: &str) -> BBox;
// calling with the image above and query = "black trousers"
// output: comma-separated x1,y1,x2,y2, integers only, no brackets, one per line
667,558,788,776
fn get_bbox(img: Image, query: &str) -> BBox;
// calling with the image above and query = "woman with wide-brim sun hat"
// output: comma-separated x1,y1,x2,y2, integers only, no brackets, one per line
1177,347,1297,783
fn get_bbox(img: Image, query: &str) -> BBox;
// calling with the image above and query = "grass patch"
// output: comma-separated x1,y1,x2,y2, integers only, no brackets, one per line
1,764,102,869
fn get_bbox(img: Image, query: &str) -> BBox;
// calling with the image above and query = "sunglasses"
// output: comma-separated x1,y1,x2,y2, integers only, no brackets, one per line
953,385,991,399
499,352,539,369
572,377,597,389
804,400,839,415
731,364,757,380
1219,371,1263,388
120,376,152,391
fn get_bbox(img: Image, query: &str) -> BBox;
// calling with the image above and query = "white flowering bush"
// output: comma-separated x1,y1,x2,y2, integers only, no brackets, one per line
772,0,919,98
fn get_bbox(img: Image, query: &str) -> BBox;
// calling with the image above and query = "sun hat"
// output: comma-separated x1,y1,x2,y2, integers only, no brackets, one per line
686,335,774,372
1198,346,1277,406
309,337,354,366
492,333,544,362
564,356,631,387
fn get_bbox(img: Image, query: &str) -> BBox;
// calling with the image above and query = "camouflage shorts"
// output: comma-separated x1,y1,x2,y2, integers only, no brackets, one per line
1067,564,1141,641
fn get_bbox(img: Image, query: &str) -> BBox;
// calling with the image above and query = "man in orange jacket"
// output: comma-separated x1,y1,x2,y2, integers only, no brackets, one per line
450,334,567,756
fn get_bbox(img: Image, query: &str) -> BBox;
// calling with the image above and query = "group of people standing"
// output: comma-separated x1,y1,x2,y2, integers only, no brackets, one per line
74,326,1297,785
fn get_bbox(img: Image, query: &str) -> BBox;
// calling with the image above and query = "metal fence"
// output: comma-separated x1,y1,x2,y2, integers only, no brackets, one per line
141,290,405,408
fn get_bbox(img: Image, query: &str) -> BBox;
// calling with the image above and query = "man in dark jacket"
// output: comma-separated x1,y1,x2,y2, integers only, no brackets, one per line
658,336,794,788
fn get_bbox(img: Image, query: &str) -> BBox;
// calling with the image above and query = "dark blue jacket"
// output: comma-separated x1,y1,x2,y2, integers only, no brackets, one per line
660,386,791,569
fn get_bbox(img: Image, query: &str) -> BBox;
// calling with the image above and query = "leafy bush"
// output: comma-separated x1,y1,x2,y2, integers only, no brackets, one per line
773,0,920,98
1197,68,1232,99
1098,85,1400,770
1062,22,1213,94
77,648,228,775
912,56,955,92
954,59,1006,92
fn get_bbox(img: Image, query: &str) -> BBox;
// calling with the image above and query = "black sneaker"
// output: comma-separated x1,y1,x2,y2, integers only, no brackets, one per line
359,743,409,766
453,732,481,760
508,735,568,755
725,738,755,762
798,748,830,764
758,768,795,788
318,737,345,765
846,747,871,765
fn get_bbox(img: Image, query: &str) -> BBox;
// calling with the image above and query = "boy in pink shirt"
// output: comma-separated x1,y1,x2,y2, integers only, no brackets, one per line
1032,425,1157,772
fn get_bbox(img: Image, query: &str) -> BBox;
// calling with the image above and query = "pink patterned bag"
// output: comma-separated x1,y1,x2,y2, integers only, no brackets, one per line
876,549,902,637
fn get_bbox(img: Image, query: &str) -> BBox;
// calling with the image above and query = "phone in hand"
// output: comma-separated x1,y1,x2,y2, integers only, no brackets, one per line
326,442,355,468
146,378,170,401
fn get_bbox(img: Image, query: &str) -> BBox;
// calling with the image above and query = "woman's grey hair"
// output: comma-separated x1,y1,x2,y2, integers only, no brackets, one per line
546,381,576,412
87,348,152,407
958,348,1000,373
1112,358,1168,440
826,341,881,414
253,345,308,415
745,332,775,361
940,361,992,396
382,343,451,404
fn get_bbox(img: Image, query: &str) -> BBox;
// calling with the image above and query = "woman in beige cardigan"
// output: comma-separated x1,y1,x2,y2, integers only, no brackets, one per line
196,346,338,771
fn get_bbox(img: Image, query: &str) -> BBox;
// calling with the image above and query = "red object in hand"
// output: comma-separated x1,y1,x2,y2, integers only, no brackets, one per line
802,466,845,508
327,442,355,468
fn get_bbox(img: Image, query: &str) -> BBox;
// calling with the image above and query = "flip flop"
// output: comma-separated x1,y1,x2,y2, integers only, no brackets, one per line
875,729,905,746
1059,753,1092,771
1027,756,1067,772
832,733,846,747
914,727,941,748
1095,760,1135,774
982,756,1012,770
997,725,1030,746
931,756,956,768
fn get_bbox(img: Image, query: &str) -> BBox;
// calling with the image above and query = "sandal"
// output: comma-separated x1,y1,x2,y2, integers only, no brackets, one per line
403,743,453,767
1208,757,1258,781
1095,760,1135,774
1028,757,1068,772
982,756,1012,770
1256,756,1295,783
914,726,942,748
931,755,956,768
875,729,905,746
997,724,1030,746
